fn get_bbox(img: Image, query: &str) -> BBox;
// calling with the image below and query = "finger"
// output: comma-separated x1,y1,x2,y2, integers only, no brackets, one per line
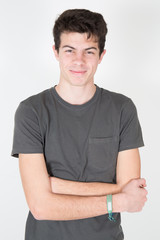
144,188,148,196
136,178,146,187
139,185,147,189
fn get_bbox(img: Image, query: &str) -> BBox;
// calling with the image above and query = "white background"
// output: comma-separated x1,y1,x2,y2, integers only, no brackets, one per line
0,0,160,239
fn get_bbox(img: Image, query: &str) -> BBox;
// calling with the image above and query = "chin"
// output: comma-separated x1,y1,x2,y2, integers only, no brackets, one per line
67,78,87,86
71,79,92,87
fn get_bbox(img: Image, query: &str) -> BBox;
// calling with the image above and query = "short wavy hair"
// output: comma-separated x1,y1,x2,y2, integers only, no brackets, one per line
53,9,108,56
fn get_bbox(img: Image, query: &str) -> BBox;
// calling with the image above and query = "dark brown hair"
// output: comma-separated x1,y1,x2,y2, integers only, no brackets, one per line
53,9,108,56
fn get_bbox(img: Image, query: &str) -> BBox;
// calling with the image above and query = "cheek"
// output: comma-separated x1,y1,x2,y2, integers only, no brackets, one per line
59,56,72,68
59,60,67,70
89,60,99,71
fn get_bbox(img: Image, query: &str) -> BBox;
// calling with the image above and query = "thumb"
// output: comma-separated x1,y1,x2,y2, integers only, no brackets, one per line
136,178,146,188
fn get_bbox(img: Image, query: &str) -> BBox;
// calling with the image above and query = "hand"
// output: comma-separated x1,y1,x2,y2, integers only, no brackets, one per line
121,178,148,212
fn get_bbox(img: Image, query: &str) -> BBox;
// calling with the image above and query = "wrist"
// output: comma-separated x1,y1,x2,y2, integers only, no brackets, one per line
116,183,123,194
112,193,126,213
50,176,65,194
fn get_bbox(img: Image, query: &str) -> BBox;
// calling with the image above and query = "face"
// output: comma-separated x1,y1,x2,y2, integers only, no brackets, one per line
53,32,106,87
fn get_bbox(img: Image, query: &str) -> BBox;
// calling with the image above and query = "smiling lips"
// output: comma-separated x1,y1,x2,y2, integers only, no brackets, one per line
69,70,87,75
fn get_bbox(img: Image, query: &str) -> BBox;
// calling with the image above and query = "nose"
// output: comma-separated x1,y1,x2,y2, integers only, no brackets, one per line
73,52,85,65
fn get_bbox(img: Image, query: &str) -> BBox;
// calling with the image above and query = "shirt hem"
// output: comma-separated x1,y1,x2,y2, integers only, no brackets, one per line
11,149,44,158
118,142,145,152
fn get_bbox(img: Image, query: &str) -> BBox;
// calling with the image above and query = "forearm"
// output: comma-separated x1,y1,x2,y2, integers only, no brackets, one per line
50,177,121,196
35,191,123,221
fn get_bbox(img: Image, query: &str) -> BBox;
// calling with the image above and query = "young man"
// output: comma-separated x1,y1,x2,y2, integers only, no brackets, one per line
11,9,147,240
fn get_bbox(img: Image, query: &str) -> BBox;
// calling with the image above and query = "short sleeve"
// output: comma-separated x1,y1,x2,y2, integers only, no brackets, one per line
11,102,44,158
118,99,144,152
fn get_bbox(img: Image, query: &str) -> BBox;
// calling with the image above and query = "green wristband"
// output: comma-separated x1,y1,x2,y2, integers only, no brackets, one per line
107,195,116,222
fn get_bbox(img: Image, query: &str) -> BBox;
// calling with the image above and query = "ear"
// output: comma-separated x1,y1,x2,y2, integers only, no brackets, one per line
52,45,59,61
98,49,106,64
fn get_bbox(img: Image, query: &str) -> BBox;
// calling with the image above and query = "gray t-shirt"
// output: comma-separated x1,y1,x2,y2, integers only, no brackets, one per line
11,84,144,240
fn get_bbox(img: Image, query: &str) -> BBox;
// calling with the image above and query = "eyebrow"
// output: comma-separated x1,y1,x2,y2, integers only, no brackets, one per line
62,45,98,51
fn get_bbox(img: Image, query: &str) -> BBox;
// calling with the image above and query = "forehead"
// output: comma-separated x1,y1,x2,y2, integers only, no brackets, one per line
60,32,99,49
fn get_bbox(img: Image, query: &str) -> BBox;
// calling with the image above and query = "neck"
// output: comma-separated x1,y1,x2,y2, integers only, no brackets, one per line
55,82,96,105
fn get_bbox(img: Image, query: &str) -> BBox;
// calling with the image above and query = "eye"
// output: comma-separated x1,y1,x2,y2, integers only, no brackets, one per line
86,51,94,55
65,49,73,53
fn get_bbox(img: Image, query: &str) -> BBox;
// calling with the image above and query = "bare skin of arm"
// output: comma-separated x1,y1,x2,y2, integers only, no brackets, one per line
19,151,147,221
50,177,121,196
50,149,142,197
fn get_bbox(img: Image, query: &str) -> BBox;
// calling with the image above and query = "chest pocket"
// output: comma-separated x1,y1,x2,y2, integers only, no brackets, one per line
86,136,118,182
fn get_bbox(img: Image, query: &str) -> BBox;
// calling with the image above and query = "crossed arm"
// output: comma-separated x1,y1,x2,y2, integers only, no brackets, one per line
19,149,147,221
50,178,121,197
50,149,141,197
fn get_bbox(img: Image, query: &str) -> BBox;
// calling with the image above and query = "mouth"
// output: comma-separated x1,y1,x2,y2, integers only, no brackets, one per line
69,70,87,75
